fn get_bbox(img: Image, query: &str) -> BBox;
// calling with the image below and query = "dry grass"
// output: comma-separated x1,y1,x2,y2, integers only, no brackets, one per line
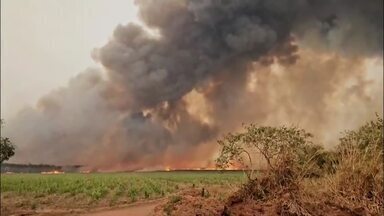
323,127,383,214
308,116,384,215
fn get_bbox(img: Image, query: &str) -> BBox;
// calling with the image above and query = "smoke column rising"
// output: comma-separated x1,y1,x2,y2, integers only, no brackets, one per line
4,0,383,170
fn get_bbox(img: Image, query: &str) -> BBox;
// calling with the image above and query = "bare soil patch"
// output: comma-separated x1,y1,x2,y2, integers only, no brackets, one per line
82,200,161,216
0,193,162,216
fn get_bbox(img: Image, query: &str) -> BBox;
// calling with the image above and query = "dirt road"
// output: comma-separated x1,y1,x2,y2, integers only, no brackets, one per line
82,201,160,216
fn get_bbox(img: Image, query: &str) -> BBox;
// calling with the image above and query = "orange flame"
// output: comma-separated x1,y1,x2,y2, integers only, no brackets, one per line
41,170,64,175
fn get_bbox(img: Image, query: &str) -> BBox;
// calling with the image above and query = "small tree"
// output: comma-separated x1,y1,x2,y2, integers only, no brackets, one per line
1,120,15,163
216,124,315,180
215,124,326,202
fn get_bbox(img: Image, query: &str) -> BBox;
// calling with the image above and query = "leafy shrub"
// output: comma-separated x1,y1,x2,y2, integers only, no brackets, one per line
216,124,320,200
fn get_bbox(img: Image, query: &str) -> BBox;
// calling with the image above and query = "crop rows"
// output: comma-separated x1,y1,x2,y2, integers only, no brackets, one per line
1,171,245,202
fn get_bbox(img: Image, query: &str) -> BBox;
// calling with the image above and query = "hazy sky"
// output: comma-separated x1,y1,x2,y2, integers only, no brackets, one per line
1,0,139,119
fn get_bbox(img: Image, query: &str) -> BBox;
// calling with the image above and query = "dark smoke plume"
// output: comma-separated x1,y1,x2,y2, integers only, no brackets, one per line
4,0,383,170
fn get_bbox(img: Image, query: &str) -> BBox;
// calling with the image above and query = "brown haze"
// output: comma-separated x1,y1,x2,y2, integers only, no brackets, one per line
3,0,383,170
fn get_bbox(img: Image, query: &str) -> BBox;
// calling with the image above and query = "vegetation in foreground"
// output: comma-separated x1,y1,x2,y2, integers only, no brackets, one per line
1,116,382,216
0,171,244,215
156,115,383,216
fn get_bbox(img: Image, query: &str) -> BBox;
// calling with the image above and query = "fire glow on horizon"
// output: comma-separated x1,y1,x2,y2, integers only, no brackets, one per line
3,0,382,171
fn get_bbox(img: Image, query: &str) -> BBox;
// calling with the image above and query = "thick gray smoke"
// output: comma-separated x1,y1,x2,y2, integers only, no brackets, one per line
4,0,383,170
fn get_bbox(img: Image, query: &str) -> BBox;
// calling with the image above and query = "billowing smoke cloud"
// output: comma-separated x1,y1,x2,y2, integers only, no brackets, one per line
4,0,383,170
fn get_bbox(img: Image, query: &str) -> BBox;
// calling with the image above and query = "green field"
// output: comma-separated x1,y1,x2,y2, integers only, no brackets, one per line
1,171,245,214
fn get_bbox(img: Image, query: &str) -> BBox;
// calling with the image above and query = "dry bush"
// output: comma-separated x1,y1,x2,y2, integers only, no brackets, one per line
216,125,321,202
324,115,383,214
298,144,338,178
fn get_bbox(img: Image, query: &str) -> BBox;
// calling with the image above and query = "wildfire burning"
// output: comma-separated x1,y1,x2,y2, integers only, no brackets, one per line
3,0,382,171
41,170,64,175
80,170,92,174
